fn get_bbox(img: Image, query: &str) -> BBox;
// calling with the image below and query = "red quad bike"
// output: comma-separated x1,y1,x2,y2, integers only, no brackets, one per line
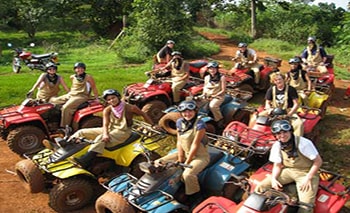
153,59,209,79
193,163,350,213
229,57,282,93
8,43,59,73
123,73,204,123
0,98,103,156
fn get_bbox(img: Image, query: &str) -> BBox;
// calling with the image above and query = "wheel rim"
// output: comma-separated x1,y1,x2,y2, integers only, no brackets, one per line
65,191,85,206
18,134,40,150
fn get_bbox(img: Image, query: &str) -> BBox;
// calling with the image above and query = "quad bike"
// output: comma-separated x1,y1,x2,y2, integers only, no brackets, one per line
159,88,253,135
193,163,350,213
94,133,255,213
15,120,166,212
8,43,59,73
0,98,103,156
229,56,282,93
123,73,204,123
153,59,209,79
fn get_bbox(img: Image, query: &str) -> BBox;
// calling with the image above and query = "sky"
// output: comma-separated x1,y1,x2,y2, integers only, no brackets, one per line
312,0,348,9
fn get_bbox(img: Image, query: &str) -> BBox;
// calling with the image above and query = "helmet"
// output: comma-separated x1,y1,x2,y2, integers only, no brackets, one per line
171,51,182,57
103,89,121,100
46,62,57,70
288,57,301,64
238,42,248,48
178,100,197,112
271,120,292,134
271,108,287,116
74,62,86,70
207,61,219,68
167,40,175,44
307,36,316,42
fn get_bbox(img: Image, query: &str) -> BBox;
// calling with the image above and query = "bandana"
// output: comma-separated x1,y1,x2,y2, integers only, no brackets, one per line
280,136,298,158
209,72,221,83
111,101,125,119
179,115,197,135
46,73,58,84
75,72,86,82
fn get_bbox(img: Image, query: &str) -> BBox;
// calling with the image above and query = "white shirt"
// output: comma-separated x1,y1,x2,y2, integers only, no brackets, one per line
269,136,319,163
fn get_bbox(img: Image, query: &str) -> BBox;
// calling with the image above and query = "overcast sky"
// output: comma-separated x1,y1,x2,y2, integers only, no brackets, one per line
312,0,348,9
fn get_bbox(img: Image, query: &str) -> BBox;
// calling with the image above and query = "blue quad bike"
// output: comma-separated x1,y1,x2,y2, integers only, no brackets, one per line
158,88,253,135
94,133,255,213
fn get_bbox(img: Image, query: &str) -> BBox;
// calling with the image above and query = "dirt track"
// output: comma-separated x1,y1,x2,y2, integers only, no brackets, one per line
0,32,349,212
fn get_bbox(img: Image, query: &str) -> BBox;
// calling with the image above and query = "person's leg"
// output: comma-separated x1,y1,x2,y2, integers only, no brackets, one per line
209,97,224,122
317,65,328,74
252,66,260,84
255,169,295,193
60,96,87,127
172,80,186,103
182,158,209,195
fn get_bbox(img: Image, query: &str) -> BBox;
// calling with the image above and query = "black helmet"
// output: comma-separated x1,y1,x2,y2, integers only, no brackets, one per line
103,89,121,100
288,57,301,64
238,42,248,48
307,36,316,42
207,61,219,68
271,120,292,134
74,62,86,70
178,100,197,112
167,40,175,44
271,108,287,116
171,51,182,57
46,62,57,70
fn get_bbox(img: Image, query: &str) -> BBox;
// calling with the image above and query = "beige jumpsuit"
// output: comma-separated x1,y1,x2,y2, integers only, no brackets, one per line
36,75,61,102
50,74,91,127
289,71,308,106
171,63,188,103
255,138,319,213
203,75,225,122
235,49,261,84
70,104,132,154
159,118,210,195
305,46,327,73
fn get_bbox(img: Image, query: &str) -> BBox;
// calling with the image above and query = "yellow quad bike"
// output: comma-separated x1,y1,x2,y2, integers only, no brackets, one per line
15,120,166,212
299,85,330,119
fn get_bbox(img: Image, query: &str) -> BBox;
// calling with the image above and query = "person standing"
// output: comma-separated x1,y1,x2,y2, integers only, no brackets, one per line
71,89,155,168
156,40,175,64
255,119,322,213
301,36,328,73
27,62,69,102
155,100,210,202
50,62,98,128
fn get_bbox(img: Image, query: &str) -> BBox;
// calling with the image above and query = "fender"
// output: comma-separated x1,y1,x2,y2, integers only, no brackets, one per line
106,173,136,193
7,112,49,132
72,103,104,123
308,91,328,109
221,99,248,123
52,165,95,179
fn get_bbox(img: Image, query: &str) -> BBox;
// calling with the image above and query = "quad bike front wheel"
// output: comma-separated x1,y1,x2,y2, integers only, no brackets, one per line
95,191,135,213
159,112,181,135
142,100,167,124
7,126,46,156
15,159,44,193
49,178,94,212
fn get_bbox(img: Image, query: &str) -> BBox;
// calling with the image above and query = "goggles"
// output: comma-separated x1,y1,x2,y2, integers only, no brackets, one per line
178,102,196,112
271,123,292,134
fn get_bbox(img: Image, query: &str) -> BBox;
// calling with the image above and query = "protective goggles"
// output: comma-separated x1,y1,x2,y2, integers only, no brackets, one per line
178,102,196,112
271,123,292,134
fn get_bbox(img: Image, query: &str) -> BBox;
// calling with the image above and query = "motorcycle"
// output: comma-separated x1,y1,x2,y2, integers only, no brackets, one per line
8,43,59,73
193,163,350,213
94,133,255,213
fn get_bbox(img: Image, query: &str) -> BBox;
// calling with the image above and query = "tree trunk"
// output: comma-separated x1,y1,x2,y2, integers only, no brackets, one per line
251,0,257,39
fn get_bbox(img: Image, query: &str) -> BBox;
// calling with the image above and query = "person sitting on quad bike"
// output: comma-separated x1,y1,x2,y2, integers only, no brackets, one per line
259,72,304,136
71,89,156,168
50,62,99,128
231,42,260,85
255,119,323,213
285,57,312,106
155,100,210,203
201,61,226,128
158,51,190,104
156,40,175,64
26,62,70,102
301,36,328,74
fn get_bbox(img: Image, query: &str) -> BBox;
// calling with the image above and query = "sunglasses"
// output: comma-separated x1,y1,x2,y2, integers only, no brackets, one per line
178,102,196,112
271,123,292,134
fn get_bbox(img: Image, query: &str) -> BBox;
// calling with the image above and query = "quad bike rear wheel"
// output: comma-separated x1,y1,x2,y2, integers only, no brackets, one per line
79,115,103,129
159,112,181,135
7,126,46,156
49,178,94,212
95,191,135,213
142,100,167,124
15,159,44,193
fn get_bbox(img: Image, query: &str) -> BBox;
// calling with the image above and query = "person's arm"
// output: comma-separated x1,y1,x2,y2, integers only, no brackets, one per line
176,120,185,163
320,47,328,63
184,127,205,164
87,75,99,99
102,106,111,142
300,154,322,192
304,72,312,91
213,75,226,98
288,87,299,116
251,49,258,62
129,104,154,125
271,162,283,190
59,76,70,93
28,73,45,93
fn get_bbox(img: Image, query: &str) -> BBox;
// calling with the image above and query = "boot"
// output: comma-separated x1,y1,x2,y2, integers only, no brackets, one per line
74,151,97,168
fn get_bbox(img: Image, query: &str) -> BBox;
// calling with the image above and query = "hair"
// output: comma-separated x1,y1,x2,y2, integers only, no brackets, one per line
269,72,285,84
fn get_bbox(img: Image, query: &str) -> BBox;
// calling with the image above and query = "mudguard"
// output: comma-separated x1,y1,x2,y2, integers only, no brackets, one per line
308,91,328,109
72,100,104,123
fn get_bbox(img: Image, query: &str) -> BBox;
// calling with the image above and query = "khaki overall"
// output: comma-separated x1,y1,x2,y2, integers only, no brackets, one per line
305,46,327,73
50,74,90,127
159,118,210,195
236,51,261,84
37,75,61,102
255,137,319,213
171,63,188,103
70,104,132,154
289,71,308,106
203,75,225,121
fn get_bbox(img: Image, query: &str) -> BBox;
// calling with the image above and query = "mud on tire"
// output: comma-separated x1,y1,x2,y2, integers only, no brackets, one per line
159,112,181,135
15,159,44,193
80,115,103,129
7,126,46,156
95,191,135,213
49,178,94,212
142,100,167,124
